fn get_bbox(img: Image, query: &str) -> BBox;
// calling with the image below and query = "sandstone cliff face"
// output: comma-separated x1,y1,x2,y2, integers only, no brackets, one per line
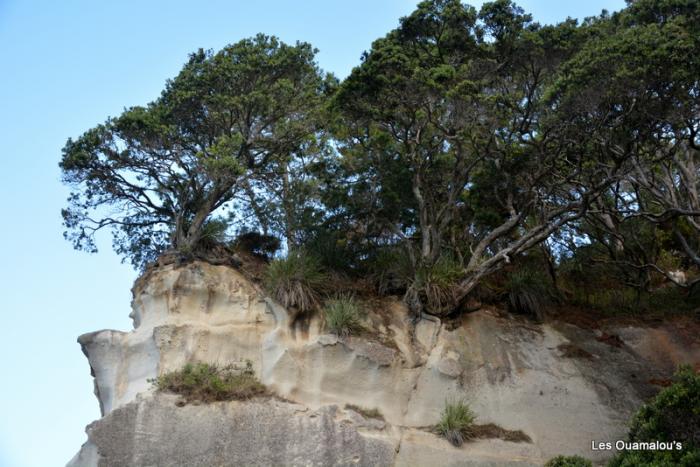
69,261,700,466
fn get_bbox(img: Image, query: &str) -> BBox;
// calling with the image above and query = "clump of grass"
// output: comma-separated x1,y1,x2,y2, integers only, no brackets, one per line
369,247,414,295
544,455,592,467
416,255,463,313
152,361,266,404
324,295,363,337
264,250,327,312
505,268,552,318
436,399,476,447
345,404,384,420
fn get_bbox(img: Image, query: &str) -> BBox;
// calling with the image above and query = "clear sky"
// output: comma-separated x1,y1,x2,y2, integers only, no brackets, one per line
0,1,626,465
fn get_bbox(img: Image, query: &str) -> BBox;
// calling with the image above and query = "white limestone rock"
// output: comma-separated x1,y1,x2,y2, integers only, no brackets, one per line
69,261,698,466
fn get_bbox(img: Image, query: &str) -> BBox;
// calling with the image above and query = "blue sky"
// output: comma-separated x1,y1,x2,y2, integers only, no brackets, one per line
0,1,625,465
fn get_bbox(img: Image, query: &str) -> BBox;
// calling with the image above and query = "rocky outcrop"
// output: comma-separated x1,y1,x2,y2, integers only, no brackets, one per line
70,395,397,467
69,261,700,466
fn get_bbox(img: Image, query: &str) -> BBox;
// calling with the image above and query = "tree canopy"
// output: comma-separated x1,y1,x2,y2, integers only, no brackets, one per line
60,34,329,268
61,0,700,317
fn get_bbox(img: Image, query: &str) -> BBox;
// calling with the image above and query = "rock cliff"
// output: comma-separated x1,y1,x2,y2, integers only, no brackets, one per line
68,261,700,466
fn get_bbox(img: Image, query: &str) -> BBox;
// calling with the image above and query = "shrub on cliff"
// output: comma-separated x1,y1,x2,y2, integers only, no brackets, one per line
264,250,327,312
324,295,362,337
413,255,463,315
369,247,413,295
233,232,280,258
544,455,592,467
505,268,552,319
152,361,266,403
608,365,700,466
436,399,475,447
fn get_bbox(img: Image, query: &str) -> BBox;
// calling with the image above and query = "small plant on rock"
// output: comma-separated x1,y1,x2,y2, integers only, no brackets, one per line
436,399,475,447
264,250,327,312
415,255,463,314
543,455,592,467
324,295,362,337
152,361,266,404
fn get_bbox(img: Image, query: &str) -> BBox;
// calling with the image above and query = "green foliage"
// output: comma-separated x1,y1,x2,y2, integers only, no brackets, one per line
303,231,357,274
60,34,327,269
264,250,327,312
543,455,592,467
415,256,464,314
369,247,414,295
647,286,700,315
60,0,700,316
569,287,638,315
370,250,463,314
505,268,552,318
607,449,700,467
608,366,700,466
323,295,363,337
152,362,266,403
628,366,700,446
436,399,476,447
233,232,280,258
195,218,230,252
565,279,700,317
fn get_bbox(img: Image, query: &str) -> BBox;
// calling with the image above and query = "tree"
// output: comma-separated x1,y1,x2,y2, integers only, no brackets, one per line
332,0,626,316
553,0,700,290
60,35,327,268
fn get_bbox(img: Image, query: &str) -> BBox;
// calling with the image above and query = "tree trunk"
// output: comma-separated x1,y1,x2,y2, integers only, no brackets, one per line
282,169,296,251
177,190,220,253
541,243,559,295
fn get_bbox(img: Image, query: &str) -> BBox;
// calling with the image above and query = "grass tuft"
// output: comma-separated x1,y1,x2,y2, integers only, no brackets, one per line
416,256,463,313
505,268,552,318
151,361,266,404
436,399,476,447
264,250,327,312
324,295,363,337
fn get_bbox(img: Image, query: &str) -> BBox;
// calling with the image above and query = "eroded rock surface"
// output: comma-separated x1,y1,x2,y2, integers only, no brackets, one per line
71,394,396,467
69,261,700,466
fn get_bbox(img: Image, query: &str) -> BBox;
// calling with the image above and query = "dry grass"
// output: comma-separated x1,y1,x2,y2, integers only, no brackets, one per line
471,423,531,443
345,404,384,420
152,362,266,404
557,343,594,359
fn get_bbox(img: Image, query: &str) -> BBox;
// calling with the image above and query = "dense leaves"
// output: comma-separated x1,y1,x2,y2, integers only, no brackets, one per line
608,365,700,466
61,1,700,317
61,35,328,268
